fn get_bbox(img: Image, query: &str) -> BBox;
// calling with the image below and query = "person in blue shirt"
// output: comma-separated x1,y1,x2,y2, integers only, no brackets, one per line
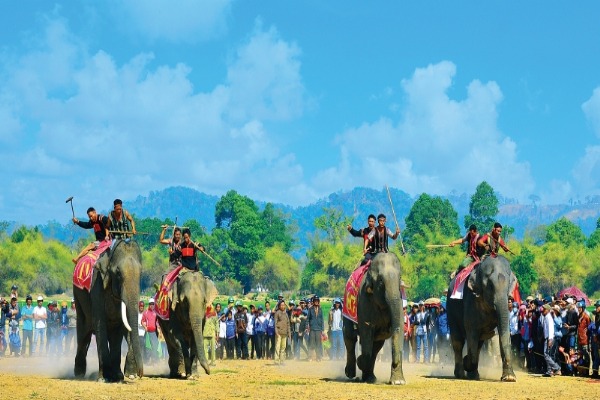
225,311,236,360
20,295,35,356
436,303,450,365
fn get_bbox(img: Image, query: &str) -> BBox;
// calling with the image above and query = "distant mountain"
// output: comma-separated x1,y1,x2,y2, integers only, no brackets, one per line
20,186,600,256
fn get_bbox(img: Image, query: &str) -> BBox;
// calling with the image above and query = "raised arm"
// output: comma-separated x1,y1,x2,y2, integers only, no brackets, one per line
159,225,170,245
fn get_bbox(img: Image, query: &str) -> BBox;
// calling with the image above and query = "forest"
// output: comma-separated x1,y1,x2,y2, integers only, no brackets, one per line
1,182,600,302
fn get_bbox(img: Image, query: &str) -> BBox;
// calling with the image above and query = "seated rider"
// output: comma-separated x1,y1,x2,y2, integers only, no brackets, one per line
180,228,205,272
449,224,480,277
159,225,183,270
347,214,376,265
107,199,137,239
72,207,110,264
477,222,512,260
364,214,400,257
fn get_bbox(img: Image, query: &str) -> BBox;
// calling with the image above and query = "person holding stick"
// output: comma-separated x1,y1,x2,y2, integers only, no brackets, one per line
71,207,110,264
364,213,400,255
180,228,205,272
159,225,183,270
107,199,137,239
477,222,512,260
449,224,480,277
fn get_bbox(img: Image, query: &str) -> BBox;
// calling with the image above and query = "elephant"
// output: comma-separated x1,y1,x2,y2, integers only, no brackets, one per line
73,239,144,382
446,255,517,382
157,270,218,379
343,252,406,385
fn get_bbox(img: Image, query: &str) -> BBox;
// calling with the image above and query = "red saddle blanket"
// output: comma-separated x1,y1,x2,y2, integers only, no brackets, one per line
73,240,112,291
450,260,480,300
154,266,184,321
342,261,370,324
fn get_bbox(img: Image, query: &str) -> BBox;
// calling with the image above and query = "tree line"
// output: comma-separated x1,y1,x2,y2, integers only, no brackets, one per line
1,183,599,301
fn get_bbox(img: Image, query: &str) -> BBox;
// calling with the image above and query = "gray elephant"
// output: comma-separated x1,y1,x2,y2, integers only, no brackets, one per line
157,270,218,379
343,252,406,385
446,255,517,382
73,239,144,382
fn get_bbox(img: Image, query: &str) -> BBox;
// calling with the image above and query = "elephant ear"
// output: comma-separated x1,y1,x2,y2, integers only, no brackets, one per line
94,253,110,291
467,265,481,294
508,271,519,298
170,279,179,312
203,277,218,305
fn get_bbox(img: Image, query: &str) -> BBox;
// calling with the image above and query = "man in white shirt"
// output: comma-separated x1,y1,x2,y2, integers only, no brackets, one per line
329,298,344,360
542,304,561,377
33,296,47,355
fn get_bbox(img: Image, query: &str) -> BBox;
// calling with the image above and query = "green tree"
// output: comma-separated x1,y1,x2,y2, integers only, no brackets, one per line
545,217,586,246
252,244,300,291
403,194,460,247
261,203,294,252
586,217,600,249
511,246,538,296
464,181,499,232
313,207,352,244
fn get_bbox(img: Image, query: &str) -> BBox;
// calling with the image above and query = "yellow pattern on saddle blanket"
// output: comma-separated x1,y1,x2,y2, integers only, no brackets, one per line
342,261,370,324
154,266,184,320
73,239,112,291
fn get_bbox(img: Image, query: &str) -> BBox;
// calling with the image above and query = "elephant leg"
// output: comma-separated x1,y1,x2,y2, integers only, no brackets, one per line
343,321,358,380
361,339,384,384
451,335,465,379
107,328,124,382
124,332,138,379
357,325,374,374
464,336,482,380
73,289,92,379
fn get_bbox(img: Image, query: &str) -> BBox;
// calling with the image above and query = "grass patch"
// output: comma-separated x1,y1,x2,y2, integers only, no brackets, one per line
211,369,238,374
267,380,306,386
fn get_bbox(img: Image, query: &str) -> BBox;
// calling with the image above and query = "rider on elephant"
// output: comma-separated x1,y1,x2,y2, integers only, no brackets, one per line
180,228,205,272
364,214,400,257
477,222,512,260
449,224,480,277
159,226,183,270
107,199,137,240
71,207,110,264
348,214,376,265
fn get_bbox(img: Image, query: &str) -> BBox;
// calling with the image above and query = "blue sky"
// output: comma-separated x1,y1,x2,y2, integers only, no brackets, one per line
1,1,600,225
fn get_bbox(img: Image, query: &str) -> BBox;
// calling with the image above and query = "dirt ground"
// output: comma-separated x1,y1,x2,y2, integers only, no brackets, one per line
1,351,598,400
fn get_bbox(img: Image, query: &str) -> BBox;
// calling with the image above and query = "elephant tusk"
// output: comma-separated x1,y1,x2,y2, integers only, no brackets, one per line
122,301,132,332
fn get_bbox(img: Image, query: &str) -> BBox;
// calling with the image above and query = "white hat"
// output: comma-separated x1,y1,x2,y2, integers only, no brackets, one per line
149,298,155,304
37,295,44,301
566,298,574,304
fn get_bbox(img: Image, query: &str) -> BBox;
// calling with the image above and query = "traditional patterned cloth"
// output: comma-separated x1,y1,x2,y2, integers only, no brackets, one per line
73,239,112,291
342,261,370,323
450,259,480,300
154,266,183,320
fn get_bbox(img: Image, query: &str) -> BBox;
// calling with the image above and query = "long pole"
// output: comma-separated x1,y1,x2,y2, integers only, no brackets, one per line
386,185,406,255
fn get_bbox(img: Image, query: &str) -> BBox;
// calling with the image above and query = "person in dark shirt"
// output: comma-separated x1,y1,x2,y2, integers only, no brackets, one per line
72,207,110,264
348,214,377,264
180,228,205,271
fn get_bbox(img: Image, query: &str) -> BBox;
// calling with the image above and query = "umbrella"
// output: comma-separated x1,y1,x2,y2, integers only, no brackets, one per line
557,286,591,306
423,297,441,307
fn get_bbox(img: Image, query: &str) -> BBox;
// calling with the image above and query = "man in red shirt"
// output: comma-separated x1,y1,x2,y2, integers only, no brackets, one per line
577,302,591,376
141,298,159,365
477,222,512,259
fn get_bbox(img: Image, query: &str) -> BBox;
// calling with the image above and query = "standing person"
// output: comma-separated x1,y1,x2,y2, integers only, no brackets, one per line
20,295,34,357
274,300,291,365
0,298,9,336
403,305,411,362
408,304,419,362
46,301,60,356
159,226,183,270
180,228,205,272
234,301,248,359
141,299,159,366
71,207,110,264
414,301,430,363
590,300,600,379
328,298,344,360
225,311,236,360
137,301,146,362
307,295,324,362
449,224,480,277
542,304,561,377
364,214,400,255
217,312,227,360
563,298,578,353
436,303,450,365
245,305,255,359
32,296,46,355
509,301,521,365
266,310,276,359
577,301,591,376
59,301,69,355
477,222,512,259
253,307,267,359
203,304,218,366
65,299,77,355
107,199,136,239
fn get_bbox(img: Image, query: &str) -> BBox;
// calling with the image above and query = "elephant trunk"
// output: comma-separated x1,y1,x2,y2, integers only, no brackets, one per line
190,304,210,376
124,298,144,377
383,270,406,385
494,279,516,381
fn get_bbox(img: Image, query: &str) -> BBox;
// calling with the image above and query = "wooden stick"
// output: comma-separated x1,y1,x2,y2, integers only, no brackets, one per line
426,244,451,248
108,230,150,235
386,184,406,255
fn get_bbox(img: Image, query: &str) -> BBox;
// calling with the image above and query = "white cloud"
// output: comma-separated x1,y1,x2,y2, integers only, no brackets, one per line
315,61,535,201
0,17,308,224
582,87,600,138
114,0,232,43
572,145,600,197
